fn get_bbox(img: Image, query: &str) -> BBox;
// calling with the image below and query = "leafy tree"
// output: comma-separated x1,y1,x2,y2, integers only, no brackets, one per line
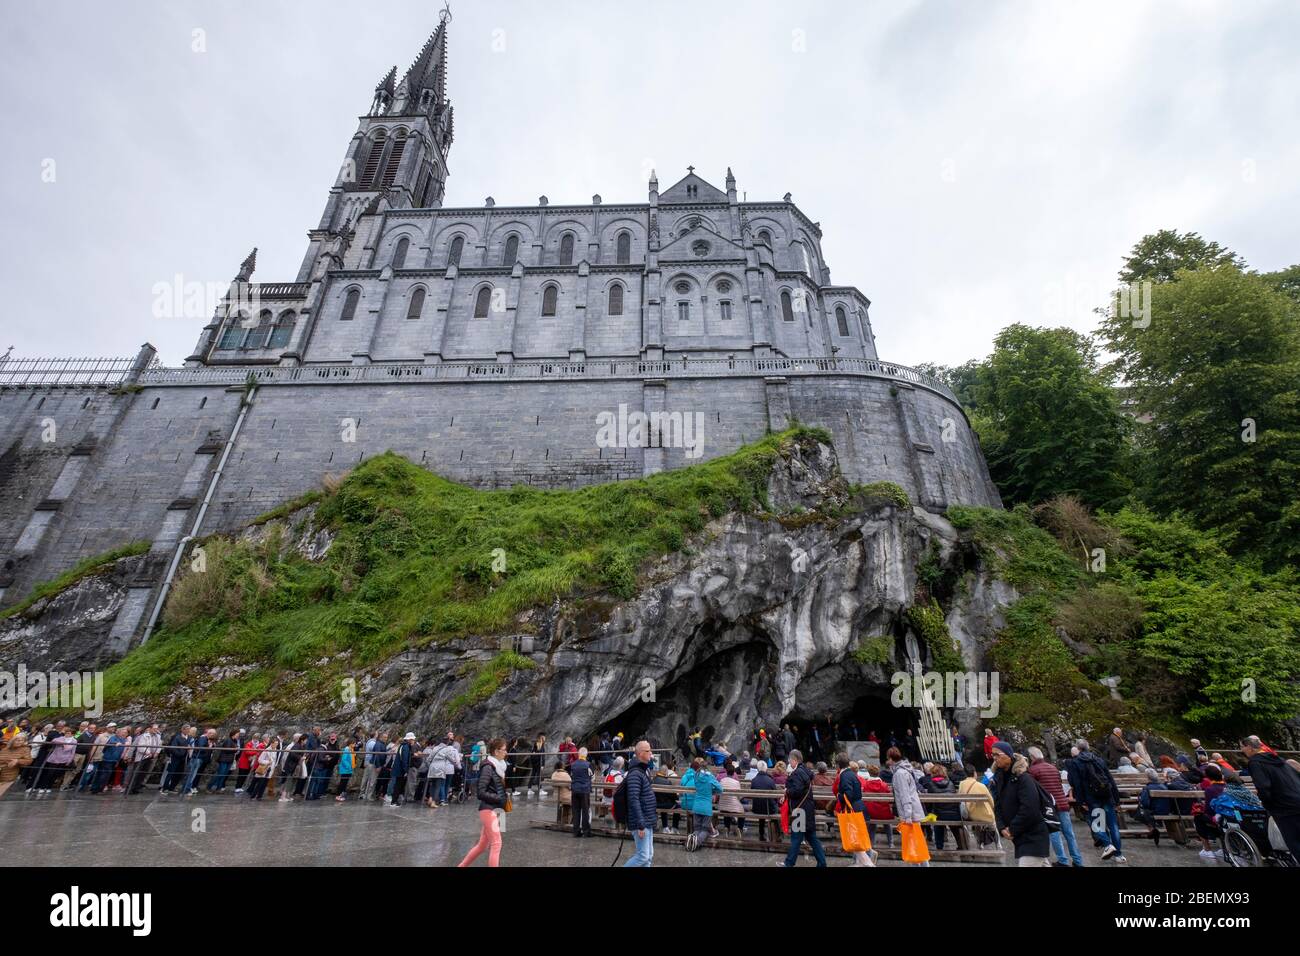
965,325,1132,508
1261,263,1300,306
1099,265,1300,568
1119,229,1245,283
1103,507,1300,732
914,360,986,410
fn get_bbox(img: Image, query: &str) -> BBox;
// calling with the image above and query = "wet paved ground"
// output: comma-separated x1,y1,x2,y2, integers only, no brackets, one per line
0,787,1212,867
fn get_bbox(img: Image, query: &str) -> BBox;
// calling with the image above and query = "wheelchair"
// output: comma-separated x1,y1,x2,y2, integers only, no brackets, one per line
1219,808,1296,868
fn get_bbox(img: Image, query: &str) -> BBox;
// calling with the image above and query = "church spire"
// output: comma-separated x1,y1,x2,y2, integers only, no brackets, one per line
236,247,257,282
397,7,451,118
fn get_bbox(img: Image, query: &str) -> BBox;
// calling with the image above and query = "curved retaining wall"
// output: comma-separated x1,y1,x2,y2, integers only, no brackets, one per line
0,362,1000,621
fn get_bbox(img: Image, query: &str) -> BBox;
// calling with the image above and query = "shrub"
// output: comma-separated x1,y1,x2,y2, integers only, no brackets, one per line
907,600,964,673
102,428,834,717
1032,494,1124,564
852,634,894,667
855,481,911,509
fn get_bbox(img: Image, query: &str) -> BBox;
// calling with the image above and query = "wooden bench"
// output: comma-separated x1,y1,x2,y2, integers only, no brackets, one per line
538,778,1005,864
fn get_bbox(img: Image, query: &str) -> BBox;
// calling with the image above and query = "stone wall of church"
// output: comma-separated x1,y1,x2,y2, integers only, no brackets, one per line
0,372,998,620
206,198,877,367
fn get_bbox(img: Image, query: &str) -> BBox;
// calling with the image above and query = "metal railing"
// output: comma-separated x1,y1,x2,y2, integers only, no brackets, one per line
133,355,960,404
10,744,669,802
0,355,145,389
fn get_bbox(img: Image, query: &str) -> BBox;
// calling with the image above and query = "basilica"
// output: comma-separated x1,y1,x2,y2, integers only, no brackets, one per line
189,15,878,370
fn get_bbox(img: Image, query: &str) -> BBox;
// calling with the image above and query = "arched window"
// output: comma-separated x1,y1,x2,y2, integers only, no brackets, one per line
359,129,387,187
678,301,690,322
541,284,558,316
474,286,493,318
558,232,574,265
616,231,631,264
392,237,409,269
503,234,519,266
780,290,794,322
380,129,407,188
720,300,733,321
406,288,426,321
269,311,296,347
757,229,772,247
836,305,849,336
341,288,360,321
246,309,273,349
218,317,244,350
608,284,624,316
448,235,464,267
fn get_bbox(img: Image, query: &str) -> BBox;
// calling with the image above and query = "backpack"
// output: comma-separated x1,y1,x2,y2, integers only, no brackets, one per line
684,830,703,852
1029,777,1061,832
612,773,630,825
1081,755,1113,802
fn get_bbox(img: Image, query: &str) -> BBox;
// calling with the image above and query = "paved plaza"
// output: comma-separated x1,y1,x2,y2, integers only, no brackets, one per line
0,787,1218,868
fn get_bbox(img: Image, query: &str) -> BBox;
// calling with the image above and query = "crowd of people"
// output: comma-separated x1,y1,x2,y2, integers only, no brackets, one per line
0,719,567,809
977,729,1300,867
2,716,1297,870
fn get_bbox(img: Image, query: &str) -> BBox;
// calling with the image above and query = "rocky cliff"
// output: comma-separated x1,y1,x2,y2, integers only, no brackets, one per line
3,433,1037,756
354,438,1016,753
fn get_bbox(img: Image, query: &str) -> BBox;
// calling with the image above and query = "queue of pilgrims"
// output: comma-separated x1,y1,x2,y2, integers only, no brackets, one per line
2,716,1298,868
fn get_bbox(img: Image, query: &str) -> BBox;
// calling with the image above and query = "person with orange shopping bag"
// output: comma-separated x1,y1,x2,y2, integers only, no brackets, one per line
887,746,930,866
833,753,876,866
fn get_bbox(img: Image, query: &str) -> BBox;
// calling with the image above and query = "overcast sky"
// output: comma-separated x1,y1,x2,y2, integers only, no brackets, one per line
3,0,1297,367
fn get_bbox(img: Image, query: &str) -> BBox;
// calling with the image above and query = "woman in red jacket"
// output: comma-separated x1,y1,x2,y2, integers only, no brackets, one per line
235,735,262,793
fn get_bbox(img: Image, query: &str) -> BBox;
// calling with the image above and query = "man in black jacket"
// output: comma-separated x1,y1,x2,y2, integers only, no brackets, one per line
623,739,658,866
1241,735,1300,858
207,730,238,792
779,750,827,867
991,742,1051,865
159,725,188,793
1067,740,1125,859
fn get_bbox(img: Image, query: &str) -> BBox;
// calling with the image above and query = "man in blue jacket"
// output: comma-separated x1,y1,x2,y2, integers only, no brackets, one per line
624,739,658,867
182,728,213,795
91,724,125,794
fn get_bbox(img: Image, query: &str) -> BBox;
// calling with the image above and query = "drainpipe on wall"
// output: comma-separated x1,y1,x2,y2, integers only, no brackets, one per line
140,381,258,644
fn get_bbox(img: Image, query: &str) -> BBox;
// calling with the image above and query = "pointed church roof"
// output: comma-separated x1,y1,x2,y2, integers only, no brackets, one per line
236,248,257,282
375,65,397,96
399,16,449,105
658,167,729,204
